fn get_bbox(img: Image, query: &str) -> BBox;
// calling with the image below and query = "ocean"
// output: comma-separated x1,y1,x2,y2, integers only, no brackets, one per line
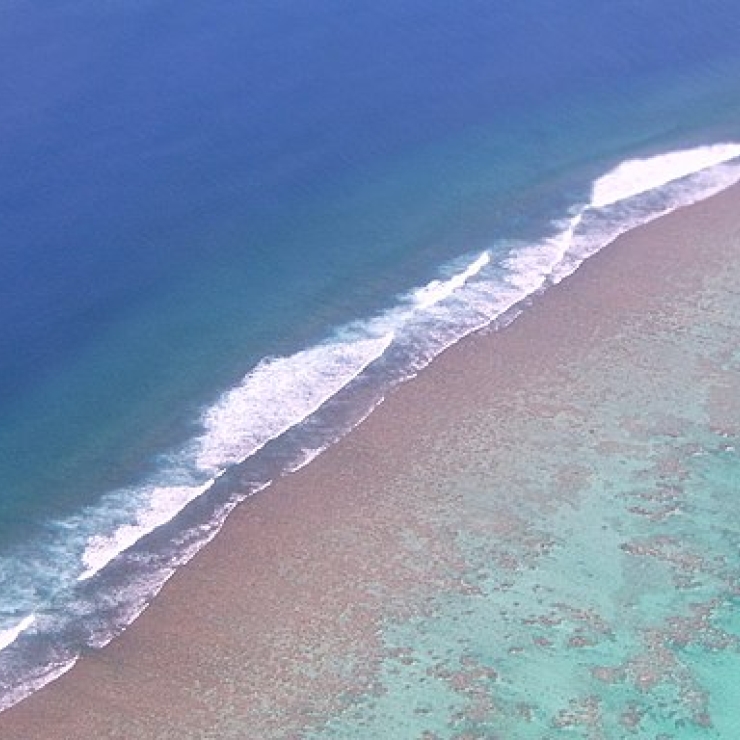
1,0,740,713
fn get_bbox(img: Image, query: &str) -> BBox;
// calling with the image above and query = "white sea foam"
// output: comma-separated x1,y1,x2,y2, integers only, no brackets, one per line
0,657,78,713
77,480,217,581
412,251,490,310
591,143,740,208
504,144,740,291
76,332,394,582
0,615,35,654
346,143,740,385
196,333,395,472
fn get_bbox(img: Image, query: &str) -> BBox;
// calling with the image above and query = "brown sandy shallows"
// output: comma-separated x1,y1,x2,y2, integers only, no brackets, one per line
1,183,739,739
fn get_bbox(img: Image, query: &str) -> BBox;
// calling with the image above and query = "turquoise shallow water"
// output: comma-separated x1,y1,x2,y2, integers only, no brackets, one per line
305,215,740,738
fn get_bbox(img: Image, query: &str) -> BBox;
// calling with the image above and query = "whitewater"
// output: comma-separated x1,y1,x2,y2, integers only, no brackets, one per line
1,141,740,712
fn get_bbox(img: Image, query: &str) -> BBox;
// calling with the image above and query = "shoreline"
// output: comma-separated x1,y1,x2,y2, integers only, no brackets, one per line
2,182,740,737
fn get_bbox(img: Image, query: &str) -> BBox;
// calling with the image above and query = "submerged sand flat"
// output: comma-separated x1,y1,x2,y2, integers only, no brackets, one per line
2,186,740,738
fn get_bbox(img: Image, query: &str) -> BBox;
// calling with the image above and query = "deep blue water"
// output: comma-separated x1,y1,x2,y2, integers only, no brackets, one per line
2,0,740,708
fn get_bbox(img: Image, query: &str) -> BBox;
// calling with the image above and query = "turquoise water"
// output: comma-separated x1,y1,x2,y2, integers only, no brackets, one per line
306,235,740,738
2,0,740,713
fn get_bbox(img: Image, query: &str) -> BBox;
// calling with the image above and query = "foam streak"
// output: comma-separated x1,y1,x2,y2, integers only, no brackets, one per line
0,615,35,654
